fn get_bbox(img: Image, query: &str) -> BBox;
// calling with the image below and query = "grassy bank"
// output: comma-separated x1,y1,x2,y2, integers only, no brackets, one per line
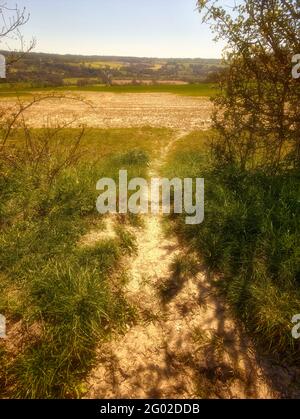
163,131,300,361
0,127,172,398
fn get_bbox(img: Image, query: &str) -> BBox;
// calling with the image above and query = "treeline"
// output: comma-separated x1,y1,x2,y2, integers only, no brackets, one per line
1,51,223,87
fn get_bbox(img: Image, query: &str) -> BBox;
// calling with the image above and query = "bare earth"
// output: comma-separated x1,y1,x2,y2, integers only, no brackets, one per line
84,133,283,399
1,92,213,130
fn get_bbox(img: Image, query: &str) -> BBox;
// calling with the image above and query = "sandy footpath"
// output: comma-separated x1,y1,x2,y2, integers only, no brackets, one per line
84,133,277,399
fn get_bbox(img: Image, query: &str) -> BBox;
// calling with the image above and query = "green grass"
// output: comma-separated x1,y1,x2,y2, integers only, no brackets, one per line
63,83,218,96
0,127,172,398
163,131,300,362
0,83,219,98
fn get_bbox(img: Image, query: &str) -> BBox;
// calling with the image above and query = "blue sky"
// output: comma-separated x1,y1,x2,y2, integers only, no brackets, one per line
8,0,225,58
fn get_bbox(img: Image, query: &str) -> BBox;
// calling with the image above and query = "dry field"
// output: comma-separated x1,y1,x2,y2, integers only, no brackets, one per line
1,92,213,130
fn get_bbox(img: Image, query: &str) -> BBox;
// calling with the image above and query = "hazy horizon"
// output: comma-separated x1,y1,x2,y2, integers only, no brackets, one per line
10,50,222,60
5,0,226,59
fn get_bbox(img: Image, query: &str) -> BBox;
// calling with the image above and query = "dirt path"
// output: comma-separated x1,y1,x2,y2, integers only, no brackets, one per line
85,131,276,399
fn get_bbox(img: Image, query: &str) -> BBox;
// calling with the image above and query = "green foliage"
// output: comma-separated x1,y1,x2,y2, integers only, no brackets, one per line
198,0,300,171
0,127,166,398
0,82,219,98
114,149,150,167
165,132,300,360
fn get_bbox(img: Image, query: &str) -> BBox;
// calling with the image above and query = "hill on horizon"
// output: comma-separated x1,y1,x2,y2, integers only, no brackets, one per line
1,50,223,88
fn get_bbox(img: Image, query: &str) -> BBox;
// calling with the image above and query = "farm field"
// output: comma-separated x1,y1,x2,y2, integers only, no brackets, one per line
0,92,213,130
0,82,219,98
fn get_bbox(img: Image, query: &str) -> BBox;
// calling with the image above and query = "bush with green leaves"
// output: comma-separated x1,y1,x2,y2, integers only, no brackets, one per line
198,0,300,171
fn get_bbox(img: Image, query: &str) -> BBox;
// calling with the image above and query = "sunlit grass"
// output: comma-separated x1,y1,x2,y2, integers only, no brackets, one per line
0,127,173,398
163,130,300,361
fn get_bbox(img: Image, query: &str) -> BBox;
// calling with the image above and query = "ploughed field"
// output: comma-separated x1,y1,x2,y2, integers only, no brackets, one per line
1,92,213,130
